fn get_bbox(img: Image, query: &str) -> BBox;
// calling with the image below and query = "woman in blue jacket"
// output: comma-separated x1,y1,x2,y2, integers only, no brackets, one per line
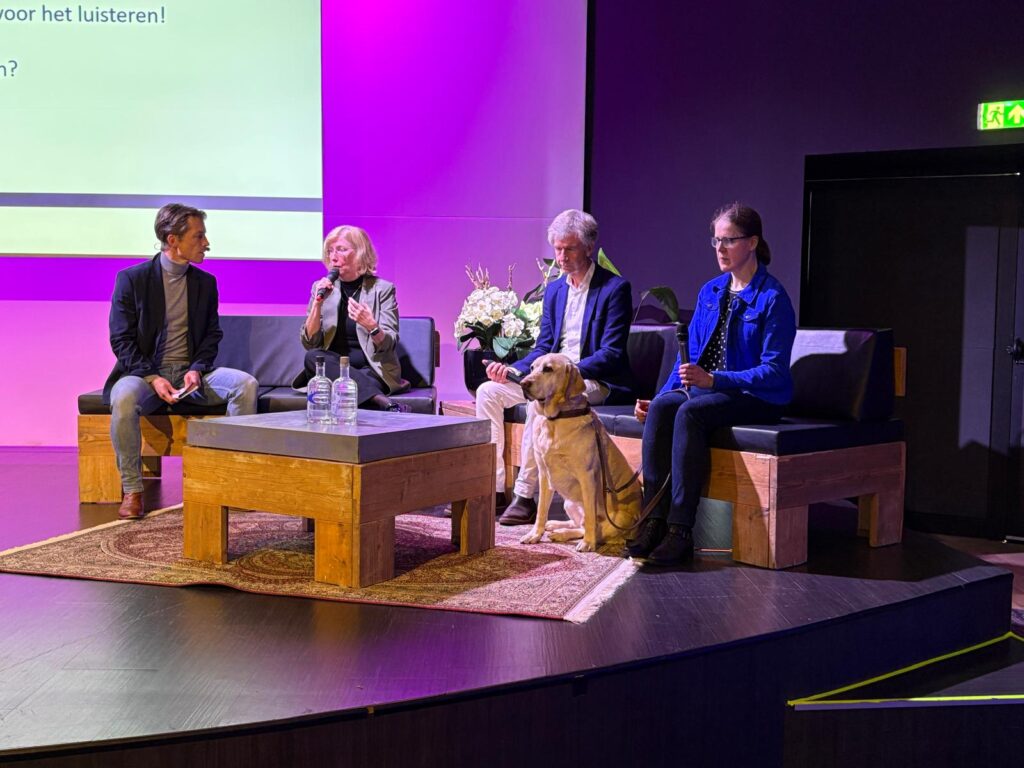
628,203,796,565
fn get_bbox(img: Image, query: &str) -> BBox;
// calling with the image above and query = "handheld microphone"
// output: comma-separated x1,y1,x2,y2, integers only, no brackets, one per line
676,322,690,366
481,359,523,383
316,268,340,301
676,322,690,391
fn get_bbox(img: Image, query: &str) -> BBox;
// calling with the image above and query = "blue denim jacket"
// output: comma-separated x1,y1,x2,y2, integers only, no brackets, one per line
658,263,796,404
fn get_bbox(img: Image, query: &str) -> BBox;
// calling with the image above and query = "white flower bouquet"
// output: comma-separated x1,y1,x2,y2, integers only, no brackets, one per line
455,265,541,361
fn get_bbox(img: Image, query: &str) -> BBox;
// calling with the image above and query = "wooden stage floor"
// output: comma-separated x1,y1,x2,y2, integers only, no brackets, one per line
0,448,1013,767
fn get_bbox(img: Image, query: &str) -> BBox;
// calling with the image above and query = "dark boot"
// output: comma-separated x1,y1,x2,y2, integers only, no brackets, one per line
118,491,145,520
646,524,694,566
498,495,537,525
626,516,667,558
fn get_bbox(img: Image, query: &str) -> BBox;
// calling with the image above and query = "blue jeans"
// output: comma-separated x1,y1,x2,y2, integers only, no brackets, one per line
109,365,258,493
641,389,784,527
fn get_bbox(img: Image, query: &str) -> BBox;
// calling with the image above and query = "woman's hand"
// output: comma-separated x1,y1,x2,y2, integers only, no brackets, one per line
634,399,650,423
347,297,377,331
679,363,714,389
312,277,333,303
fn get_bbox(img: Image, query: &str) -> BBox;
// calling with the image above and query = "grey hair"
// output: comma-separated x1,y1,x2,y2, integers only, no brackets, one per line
546,209,599,250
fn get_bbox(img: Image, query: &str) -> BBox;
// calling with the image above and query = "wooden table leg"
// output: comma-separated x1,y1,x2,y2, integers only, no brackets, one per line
359,518,395,587
313,517,395,588
183,501,228,564
452,493,495,555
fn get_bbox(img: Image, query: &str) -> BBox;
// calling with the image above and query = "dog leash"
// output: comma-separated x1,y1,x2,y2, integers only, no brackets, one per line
591,411,669,534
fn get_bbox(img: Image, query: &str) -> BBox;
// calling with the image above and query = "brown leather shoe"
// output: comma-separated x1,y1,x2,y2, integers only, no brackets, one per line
498,495,537,526
118,492,144,520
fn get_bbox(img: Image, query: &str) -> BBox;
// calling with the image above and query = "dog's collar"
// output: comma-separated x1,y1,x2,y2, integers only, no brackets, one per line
550,405,591,420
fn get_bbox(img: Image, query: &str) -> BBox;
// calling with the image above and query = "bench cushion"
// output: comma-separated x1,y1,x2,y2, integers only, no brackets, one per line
789,328,894,421
545,405,905,456
502,326,901,457
77,387,277,416
81,315,439,416
708,417,904,456
257,386,437,415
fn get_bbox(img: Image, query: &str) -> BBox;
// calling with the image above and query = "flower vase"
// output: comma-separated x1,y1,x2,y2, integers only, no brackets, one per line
462,348,496,397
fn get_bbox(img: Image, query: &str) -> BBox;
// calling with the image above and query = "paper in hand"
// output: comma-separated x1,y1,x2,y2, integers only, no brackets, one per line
171,382,199,401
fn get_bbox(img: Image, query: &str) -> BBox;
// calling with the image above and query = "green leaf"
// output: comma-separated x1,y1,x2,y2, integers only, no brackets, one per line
596,247,621,276
647,286,680,323
491,335,522,360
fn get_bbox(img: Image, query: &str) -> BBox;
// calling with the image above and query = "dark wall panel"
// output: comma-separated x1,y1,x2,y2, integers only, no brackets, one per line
588,0,1024,314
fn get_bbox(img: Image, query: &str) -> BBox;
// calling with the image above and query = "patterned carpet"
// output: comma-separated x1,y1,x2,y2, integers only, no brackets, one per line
0,506,637,622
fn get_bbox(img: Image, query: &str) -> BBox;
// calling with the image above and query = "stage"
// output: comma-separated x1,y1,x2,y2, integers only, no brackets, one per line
0,449,1012,767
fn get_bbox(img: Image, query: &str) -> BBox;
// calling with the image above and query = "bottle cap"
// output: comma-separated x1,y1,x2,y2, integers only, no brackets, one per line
316,355,325,363
340,356,350,365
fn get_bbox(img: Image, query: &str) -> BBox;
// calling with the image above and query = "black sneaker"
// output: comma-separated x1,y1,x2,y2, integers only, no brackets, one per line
645,524,694,566
626,517,667,558
498,495,537,525
383,400,411,413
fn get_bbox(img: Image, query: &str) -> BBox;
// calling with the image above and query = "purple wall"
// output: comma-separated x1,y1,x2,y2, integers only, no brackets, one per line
1,1,587,445
589,0,1024,314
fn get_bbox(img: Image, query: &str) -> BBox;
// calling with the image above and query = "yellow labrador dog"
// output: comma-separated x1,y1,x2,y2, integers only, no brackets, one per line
518,353,642,552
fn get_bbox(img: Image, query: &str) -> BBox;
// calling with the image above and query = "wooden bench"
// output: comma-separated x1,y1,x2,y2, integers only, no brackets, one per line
448,327,906,570
78,315,440,503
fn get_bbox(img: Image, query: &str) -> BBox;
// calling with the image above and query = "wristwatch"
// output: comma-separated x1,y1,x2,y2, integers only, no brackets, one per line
369,326,382,337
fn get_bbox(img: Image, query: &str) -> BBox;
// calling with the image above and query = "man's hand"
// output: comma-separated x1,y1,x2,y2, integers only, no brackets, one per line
679,363,713,389
151,376,178,404
182,370,202,392
485,361,516,384
634,398,650,423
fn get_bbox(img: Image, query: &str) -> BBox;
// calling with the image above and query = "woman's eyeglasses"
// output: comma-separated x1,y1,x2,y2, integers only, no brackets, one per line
711,235,752,248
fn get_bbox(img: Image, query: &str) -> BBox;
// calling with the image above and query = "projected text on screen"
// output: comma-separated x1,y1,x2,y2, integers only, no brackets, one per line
0,1,323,260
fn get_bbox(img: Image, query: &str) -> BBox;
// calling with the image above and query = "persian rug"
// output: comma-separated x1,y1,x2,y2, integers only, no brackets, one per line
0,506,637,622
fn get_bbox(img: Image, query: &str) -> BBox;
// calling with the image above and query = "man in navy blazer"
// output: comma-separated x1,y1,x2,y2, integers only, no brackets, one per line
105,204,257,519
476,209,633,525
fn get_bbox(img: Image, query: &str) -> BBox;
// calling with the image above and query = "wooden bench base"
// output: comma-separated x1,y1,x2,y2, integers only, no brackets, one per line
504,421,905,569
78,413,218,503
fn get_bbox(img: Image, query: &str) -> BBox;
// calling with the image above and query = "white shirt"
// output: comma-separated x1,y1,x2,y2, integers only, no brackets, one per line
558,261,595,363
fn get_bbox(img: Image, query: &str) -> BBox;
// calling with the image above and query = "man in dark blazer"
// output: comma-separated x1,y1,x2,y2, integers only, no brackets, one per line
476,209,633,524
105,204,257,519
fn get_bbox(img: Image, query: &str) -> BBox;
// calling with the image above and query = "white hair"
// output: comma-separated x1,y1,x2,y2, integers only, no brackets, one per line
546,209,598,250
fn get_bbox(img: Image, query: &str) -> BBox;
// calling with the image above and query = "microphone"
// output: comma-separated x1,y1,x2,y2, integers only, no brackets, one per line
316,268,340,301
676,322,689,366
676,322,690,391
481,359,524,383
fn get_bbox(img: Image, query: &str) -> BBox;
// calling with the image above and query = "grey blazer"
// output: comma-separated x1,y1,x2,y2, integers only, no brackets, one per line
295,274,406,393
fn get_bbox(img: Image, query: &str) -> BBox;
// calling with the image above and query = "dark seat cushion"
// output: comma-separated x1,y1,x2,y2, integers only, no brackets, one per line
258,386,437,415
627,324,678,400
214,316,306,388
501,327,902,458
80,315,439,415
78,387,274,416
709,417,904,456
789,328,894,421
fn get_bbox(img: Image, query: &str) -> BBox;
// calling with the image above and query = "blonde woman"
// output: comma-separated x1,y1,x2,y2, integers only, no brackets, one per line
294,225,409,410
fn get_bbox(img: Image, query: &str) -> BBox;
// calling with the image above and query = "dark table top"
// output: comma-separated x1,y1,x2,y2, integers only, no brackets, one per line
186,410,490,464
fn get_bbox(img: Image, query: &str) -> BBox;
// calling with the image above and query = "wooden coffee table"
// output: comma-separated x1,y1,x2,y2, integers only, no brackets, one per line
182,411,494,588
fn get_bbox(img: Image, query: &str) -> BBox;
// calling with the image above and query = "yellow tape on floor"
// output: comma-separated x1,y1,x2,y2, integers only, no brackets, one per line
788,632,1024,707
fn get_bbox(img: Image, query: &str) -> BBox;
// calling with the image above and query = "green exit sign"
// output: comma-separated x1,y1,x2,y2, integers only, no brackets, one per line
978,100,1024,130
